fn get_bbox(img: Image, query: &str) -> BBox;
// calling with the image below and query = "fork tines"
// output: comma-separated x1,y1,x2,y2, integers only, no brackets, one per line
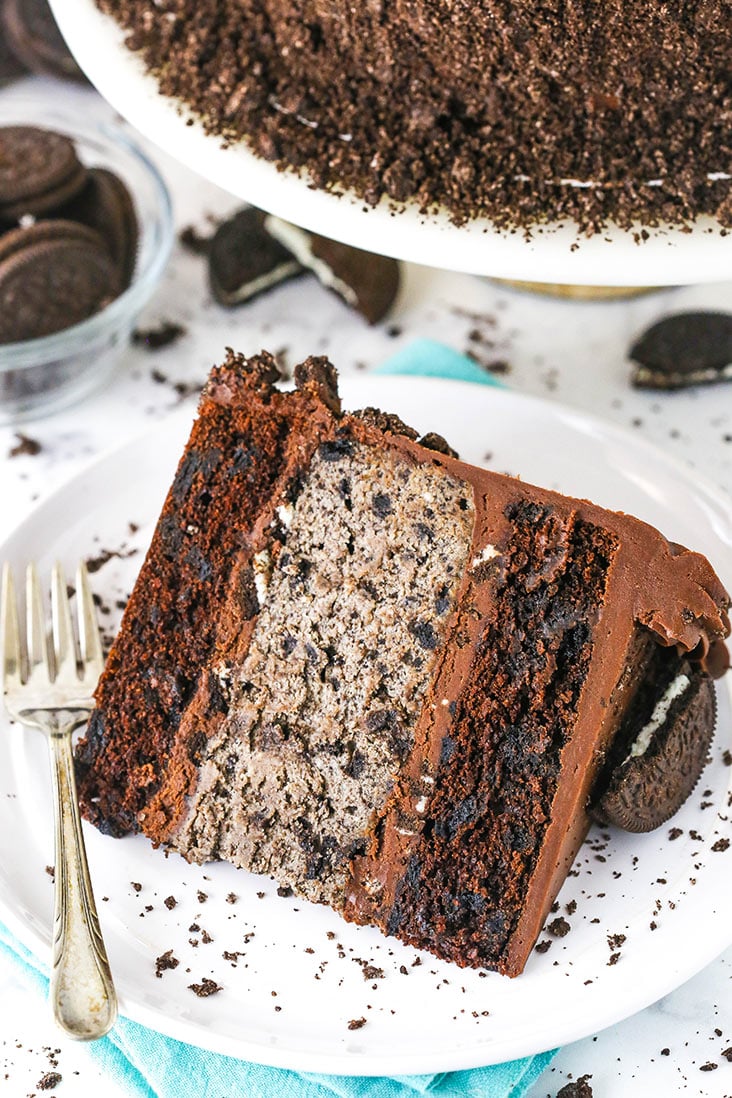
1,562,104,690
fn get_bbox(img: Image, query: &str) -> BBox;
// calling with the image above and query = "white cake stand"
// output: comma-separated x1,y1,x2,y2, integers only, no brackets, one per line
50,0,731,285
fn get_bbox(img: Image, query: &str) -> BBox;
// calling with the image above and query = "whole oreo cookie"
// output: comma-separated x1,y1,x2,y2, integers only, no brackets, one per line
630,312,732,390
59,167,139,288
0,125,87,220
591,662,717,833
1,0,85,82
0,219,121,344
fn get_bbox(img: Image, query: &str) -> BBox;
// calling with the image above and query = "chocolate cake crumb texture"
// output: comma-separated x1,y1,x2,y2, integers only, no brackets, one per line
95,0,730,233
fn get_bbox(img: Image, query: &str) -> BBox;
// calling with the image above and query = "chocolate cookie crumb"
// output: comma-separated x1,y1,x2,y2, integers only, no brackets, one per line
163,895,177,910
361,964,384,981
534,940,552,954
607,933,626,950
668,827,684,840
131,881,142,892
699,1062,718,1071
608,952,621,965
188,977,222,997
721,1047,732,1061
711,838,729,852
348,1017,367,1030
155,949,179,977
722,750,732,766
88,2,731,234
225,892,238,904
86,546,137,573
547,917,571,938
37,1072,62,1090
133,321,187,351
556,1075,593,1098
8,432,42,457
179,224,214,255
277,885,293,897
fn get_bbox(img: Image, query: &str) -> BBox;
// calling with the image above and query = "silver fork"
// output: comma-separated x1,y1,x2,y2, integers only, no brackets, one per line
1,561,117,1040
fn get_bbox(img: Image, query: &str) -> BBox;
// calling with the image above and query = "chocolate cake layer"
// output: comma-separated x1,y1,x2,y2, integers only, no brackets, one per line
77,352,730,975
97,0,731,232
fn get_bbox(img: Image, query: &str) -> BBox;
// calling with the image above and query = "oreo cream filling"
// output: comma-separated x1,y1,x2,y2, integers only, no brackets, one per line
628,672,691,759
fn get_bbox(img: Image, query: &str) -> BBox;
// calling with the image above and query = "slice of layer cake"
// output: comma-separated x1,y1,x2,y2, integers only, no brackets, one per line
76,352,730,976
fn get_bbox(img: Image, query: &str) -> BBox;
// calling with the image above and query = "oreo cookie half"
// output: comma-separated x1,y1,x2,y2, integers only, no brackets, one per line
0,219,121,343
591,662,717,833
265,215,400,324
58,167,139,288
630,311,732,390
208,206,304,306
0,125,87,220
1,0,85,82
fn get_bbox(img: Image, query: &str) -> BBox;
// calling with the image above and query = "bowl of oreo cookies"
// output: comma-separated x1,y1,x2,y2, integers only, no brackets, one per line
0,97,173,421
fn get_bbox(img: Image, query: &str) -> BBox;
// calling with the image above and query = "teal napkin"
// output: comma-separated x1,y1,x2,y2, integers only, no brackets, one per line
374,339,506,387
0,340,555,1097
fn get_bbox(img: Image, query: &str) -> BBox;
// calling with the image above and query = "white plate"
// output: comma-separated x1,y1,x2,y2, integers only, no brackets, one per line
50,0,732,287
0,376,731,1075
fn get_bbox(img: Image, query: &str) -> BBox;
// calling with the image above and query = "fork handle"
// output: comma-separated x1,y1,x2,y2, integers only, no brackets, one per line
48,719,118,1040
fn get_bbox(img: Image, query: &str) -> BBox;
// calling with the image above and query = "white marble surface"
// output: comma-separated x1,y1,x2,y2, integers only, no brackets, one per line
0,76,731,1097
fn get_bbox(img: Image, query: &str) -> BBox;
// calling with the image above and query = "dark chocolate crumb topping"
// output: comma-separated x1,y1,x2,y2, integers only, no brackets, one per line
90,0,731,234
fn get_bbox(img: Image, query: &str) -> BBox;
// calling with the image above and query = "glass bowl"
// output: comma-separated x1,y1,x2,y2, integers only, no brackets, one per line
0,96,173,422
